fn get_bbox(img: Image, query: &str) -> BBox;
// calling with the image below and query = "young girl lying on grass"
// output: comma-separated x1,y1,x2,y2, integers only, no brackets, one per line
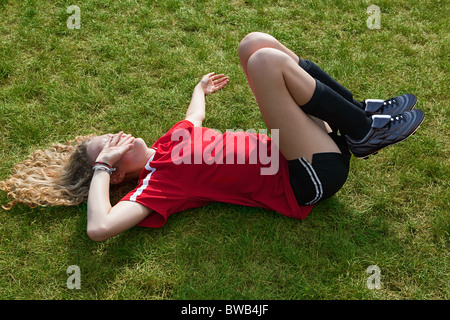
0,32,424,242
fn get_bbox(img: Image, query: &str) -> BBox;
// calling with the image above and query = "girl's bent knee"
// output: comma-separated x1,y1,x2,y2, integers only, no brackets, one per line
247,47,288,72
239,32,271,46
238,32,277,62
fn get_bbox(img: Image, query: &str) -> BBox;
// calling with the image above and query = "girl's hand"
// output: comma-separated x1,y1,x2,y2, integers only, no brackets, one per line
95,132,135,167
199,72,229,95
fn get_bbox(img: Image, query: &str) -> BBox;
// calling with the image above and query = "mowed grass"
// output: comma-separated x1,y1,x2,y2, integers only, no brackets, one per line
0,0,448,300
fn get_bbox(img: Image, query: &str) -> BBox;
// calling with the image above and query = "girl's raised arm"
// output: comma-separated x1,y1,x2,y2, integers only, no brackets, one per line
185,72,229,127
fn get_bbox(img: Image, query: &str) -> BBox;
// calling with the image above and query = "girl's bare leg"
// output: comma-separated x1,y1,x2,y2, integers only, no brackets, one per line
239,32,331,135
238,32,300,78
245,47,341,163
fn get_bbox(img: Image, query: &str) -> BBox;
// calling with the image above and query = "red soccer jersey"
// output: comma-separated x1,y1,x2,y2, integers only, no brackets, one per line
120,120,314,228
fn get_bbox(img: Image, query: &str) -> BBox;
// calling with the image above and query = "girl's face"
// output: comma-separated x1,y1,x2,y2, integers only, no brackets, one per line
86,133,152,181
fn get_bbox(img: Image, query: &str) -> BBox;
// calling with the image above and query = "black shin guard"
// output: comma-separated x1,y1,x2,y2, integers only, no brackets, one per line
301,79,372,140
299,58,364,110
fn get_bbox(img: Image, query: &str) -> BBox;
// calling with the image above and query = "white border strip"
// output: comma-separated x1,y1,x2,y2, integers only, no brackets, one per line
130,153,156,202
298,157,323,205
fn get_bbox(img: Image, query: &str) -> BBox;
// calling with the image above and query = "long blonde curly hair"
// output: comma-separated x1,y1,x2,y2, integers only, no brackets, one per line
0,135,95,210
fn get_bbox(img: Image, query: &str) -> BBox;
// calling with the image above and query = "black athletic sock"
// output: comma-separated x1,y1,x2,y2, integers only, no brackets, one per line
298,57,365,110
301,79,372,140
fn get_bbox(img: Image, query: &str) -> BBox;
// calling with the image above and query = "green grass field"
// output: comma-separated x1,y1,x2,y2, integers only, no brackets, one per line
0,0,448,300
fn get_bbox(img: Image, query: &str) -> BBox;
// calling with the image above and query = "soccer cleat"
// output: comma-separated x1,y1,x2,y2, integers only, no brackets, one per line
346,109,425,159
363,93,417,117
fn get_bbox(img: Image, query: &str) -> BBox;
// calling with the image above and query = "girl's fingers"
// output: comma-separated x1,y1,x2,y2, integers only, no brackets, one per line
203,72,214,81
215,77,229,85
211,73,225,81
213,75,229,85
213,76,229,90
217,82,228,89
214,75,227,81
118,133,133,143
112,131,123,145
107,132,123,147
106,132,134,148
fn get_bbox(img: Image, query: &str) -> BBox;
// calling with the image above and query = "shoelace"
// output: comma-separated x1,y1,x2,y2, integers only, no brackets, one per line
381,99,398,112
390,114,405,125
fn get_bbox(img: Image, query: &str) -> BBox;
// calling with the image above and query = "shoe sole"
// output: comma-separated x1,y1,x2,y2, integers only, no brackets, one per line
357,112,425,160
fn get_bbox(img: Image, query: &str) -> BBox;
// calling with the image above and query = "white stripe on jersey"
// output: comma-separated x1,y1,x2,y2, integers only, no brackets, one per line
130,153,156,202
